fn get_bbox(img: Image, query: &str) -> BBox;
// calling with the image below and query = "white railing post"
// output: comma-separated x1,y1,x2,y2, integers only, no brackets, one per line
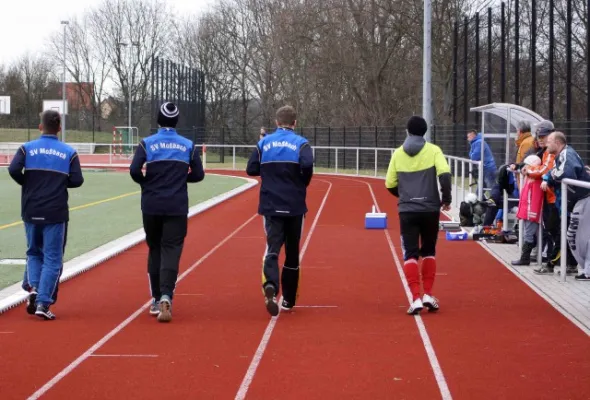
335,148,338,174
560,180,568,281
356,148,359,175
461,161,465,204
451,158,461,211
469,163,473,193
537,218,543,266
232,146,236,170
109,144,112,165
374,149,378,177
312,147,316,165
203,145,207,170
478,160,484,200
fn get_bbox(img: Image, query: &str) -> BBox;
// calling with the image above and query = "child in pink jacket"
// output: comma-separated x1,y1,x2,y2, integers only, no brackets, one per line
512,155,544,266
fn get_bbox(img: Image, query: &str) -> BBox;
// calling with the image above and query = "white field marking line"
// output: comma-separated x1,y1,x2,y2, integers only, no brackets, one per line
337,176,453,400
294,305,338,308
234,180,332,400
26,213,259,400
174,293,204,296
440,209,590,337
89,354,158,358
0,331,14,334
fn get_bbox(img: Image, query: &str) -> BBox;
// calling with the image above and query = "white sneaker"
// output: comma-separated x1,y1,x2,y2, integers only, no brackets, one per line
422,294,439,312
407,298,423,315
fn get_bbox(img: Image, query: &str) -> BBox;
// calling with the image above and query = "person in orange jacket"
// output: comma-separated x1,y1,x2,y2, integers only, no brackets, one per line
510,121,536,190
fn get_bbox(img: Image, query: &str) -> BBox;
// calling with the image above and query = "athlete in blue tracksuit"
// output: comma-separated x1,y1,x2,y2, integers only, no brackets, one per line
8,110,84,320
246,105,314,317
130,102,205,322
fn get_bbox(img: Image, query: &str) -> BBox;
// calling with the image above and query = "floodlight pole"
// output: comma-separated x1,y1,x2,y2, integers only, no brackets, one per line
423,0,432,142
129,42,139,132
61,20,69,142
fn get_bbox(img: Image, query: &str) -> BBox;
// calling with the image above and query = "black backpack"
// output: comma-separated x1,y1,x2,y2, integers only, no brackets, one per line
459,200,489,227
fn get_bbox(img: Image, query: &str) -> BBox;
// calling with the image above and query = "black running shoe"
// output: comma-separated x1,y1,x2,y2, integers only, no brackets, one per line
26,289,37,315
35,304,56,320
264,285,279,317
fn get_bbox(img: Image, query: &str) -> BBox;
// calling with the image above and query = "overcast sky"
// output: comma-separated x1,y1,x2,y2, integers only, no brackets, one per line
0,0,216,65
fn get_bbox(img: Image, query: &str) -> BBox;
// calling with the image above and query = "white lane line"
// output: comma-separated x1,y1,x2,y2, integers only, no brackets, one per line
234,180,332,400
27,213,259,400
174,293,204,296
0,331,14,334
337,176,453,400
89,354,158,358
294,305,338,308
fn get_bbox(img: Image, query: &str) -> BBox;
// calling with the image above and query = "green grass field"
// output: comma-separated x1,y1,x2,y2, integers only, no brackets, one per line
0,169,247,289
0,128,116,143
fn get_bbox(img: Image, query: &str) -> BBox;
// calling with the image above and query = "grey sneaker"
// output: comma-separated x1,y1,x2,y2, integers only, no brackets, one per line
157,295,172,323
149,299,159,316
35,304,56,320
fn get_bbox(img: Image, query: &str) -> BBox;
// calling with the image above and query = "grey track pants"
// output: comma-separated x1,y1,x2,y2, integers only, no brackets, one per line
567,196,590,276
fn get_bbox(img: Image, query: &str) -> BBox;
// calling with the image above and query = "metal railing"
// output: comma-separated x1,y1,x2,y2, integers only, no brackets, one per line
0,142,483,209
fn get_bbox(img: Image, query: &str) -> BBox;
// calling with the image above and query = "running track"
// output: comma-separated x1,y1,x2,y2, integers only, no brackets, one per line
0,173,588,400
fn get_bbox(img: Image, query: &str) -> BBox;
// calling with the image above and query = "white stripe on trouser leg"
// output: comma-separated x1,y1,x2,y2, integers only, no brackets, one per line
147,273,153,298
48,223,66,303
262,216,270,287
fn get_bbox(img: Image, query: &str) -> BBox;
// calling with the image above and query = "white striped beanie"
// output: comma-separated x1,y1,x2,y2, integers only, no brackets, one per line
157,102,180,128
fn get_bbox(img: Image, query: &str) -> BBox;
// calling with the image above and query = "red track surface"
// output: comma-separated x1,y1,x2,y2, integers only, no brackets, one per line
0,173,588,400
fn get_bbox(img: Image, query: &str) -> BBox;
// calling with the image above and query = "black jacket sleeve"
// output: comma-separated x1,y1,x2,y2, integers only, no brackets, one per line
187,146,205,183
246,147,261,176
67,153,84,188
130,141,147,184
438,172,452,205
299,143,314,187
8,146,26,185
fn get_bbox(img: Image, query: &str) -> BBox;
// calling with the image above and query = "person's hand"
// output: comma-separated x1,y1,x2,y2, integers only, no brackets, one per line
441,204,451,212
541,181,548,192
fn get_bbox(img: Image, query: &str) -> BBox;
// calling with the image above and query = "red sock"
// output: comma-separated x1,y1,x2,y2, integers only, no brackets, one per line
422,256,437,295
403,259,421,301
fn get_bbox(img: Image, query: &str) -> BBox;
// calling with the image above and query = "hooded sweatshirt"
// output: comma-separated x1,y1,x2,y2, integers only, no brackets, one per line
385,135,452,213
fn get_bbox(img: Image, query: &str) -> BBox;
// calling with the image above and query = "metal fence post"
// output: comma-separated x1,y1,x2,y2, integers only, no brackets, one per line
560,180,568,281
374,149,378,176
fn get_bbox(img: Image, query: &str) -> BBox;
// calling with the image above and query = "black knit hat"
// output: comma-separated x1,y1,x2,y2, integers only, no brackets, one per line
157,102,179,128
406,115,428,136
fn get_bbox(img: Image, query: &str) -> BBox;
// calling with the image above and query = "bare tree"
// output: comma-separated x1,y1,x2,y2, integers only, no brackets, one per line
88,0,174,131
46,16,113,132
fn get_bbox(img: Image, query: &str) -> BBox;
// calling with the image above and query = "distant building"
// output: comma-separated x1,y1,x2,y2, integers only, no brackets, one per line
48,82,94,112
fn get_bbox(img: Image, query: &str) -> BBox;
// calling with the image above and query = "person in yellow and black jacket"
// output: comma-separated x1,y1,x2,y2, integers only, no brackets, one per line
385,116,452,315
246,105,313,317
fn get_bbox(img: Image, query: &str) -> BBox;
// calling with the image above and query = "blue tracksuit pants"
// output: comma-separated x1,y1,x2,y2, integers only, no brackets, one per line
23,222,67,306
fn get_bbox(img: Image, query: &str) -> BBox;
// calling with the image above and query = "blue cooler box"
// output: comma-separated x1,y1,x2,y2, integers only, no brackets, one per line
365,206,387,229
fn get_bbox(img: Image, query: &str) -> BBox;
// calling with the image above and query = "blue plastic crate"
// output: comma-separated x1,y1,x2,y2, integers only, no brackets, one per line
445,230,469,241
365,207,387,229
